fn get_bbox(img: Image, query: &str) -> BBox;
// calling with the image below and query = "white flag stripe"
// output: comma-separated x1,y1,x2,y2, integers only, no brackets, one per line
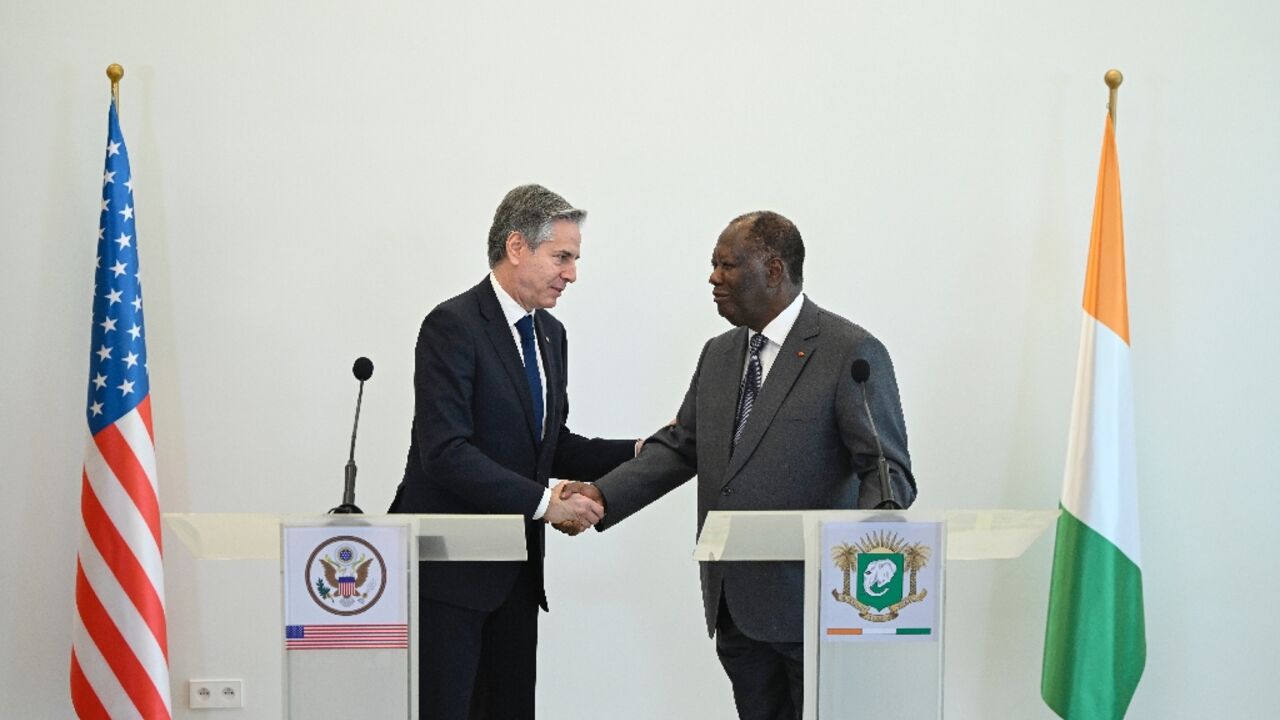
1060,312,1142,566
115,407,159,495
78,531,172,702
72,616,145,720
82,433,166,589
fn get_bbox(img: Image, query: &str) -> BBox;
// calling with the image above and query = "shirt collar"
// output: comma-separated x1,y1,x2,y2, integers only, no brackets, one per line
489,273,533,327
758,292,806,347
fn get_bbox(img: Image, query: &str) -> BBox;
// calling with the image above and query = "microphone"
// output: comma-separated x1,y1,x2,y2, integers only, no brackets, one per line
330,357,373,514
850,359,900,510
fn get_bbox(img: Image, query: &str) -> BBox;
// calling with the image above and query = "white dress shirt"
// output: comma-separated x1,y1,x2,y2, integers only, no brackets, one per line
744,292,806,385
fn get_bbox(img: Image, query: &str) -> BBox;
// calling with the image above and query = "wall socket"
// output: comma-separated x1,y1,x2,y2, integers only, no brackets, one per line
188,679,244,709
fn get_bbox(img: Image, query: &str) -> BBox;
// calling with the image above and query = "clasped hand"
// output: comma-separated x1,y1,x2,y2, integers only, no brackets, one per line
544,480,605,536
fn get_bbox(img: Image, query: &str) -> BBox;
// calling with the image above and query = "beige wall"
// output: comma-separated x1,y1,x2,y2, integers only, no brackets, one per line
3,1,1278,717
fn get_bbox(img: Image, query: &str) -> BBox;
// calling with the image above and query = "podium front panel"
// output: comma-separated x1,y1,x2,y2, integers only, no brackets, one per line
811,515,945,720
281,519,413,719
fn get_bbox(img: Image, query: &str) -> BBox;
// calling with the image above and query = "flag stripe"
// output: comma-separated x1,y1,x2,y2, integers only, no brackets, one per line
1042,509,1146,719
80,469,169,654
136,394,154,441
1081,115,1129,345
83,439,166,593
69,652,112,720
94,420,162,547
78,526,171,682
75,563,170,719
1060,314,1141,565
71,619,143,720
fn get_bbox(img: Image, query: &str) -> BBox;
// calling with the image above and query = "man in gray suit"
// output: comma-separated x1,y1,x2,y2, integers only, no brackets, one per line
561,210,916,720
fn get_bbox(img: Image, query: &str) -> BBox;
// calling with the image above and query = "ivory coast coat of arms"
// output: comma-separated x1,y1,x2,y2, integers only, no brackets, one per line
830,530,932,622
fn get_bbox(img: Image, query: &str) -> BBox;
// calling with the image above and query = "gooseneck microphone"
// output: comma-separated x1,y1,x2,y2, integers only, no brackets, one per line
330,357,374,514
851,359,900,510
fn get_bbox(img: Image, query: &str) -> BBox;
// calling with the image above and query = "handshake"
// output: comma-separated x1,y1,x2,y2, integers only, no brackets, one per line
543,480,606,536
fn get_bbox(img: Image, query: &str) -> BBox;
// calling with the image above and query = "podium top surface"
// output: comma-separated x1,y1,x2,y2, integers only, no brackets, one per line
163,513,527,561
692,509,1058,562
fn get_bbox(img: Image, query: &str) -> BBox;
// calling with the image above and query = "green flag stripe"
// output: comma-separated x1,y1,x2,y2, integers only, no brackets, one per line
1042,507,1146,719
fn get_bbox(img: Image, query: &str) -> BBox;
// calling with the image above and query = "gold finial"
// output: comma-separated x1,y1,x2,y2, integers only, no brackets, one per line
1104,68,1123,124
106,63,124,109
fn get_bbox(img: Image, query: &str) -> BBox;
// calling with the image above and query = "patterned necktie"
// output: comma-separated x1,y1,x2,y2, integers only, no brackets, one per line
732,332,768,451
514,314,544,445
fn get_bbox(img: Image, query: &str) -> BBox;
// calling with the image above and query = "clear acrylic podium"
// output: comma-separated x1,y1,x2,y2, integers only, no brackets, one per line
692,509,1056,719
164,513,527,718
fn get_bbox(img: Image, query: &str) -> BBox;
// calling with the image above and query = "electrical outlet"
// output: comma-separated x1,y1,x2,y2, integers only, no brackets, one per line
188,679,243,709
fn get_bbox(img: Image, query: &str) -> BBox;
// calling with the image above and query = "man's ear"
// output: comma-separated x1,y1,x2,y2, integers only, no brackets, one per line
505,231,527,265
766,255,786,287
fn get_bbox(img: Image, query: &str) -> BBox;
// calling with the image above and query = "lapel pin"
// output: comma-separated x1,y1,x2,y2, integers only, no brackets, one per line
797,351,806,358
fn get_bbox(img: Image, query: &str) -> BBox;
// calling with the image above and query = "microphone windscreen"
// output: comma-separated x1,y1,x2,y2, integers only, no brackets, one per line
851,359,871,383
352,356,374,381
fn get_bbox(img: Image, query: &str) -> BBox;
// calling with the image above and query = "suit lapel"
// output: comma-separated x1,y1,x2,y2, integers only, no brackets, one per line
702,327,749,483
477,279,541,444
723,299,821,485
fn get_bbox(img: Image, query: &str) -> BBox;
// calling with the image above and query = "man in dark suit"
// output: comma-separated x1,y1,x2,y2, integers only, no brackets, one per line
562,211,916,720
390,184,638,720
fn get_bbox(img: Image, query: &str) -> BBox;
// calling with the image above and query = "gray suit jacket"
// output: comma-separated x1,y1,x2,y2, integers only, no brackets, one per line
594,297,914,643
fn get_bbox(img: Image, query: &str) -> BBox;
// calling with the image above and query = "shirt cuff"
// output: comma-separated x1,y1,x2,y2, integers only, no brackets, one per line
531,488,551,520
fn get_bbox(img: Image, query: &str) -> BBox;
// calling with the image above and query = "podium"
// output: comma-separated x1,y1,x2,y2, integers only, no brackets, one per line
164,513,527,718
692,509,1056,720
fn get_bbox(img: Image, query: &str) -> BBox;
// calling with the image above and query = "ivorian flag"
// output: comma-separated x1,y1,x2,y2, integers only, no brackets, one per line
1041,113,1146,719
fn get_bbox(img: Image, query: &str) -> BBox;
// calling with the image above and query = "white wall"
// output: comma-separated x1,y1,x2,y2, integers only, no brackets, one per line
3,1,1278,717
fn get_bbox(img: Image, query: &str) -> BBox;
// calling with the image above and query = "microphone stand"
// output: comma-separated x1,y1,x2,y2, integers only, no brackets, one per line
330,378,365,514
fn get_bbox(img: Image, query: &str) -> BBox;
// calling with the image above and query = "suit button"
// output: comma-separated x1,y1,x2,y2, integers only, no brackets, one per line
721,487,733,496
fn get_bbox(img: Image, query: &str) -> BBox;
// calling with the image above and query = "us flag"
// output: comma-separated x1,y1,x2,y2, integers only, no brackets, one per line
69,100,172,719
285,624,410,650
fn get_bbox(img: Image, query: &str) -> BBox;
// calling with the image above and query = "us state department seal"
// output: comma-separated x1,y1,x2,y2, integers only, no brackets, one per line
830,529,932,622
304,535,388,616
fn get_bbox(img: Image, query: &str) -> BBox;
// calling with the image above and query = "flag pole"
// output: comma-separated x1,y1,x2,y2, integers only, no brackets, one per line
1105,68,1123,125
106,63,124,110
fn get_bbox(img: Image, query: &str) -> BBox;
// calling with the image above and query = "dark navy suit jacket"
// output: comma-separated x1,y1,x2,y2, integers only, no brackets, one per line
391,276,634,611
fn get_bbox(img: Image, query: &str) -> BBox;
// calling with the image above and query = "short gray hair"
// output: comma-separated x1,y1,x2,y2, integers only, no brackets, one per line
487,184,587,267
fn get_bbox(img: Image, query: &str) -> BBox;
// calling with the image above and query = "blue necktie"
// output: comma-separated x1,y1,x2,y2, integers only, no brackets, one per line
732,332,768,451
515,315,544,444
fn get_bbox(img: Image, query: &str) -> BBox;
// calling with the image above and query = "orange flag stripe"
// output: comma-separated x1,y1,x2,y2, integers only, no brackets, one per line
1081,114,1130,345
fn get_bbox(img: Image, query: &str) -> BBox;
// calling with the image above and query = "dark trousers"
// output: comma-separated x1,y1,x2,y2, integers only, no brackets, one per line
716,598,805,720
419,563,540,720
